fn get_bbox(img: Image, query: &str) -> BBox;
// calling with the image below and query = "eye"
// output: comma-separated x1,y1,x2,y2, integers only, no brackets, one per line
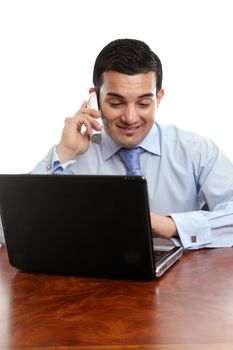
109,102,123,108
108,99,124,108
137,101,151,108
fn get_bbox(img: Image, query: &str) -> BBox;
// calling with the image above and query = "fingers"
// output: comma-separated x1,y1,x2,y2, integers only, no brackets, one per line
70,101,100,125
80,100,100,118
66,112,101,130
78,106,100,119
64,111,101,140
58,100,101,159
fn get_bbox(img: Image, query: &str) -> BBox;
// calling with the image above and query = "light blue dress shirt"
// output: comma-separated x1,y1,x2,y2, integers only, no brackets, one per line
27,122,233,249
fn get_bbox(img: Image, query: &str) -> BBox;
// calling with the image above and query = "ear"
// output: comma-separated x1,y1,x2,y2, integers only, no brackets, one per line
156,89,164,107
89,87,96,94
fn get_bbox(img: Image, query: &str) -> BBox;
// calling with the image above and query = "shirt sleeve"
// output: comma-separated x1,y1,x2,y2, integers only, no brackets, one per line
31,146,76,174
170,139,233,249
171,203,233,249
170,203,233,249
170,211,211,249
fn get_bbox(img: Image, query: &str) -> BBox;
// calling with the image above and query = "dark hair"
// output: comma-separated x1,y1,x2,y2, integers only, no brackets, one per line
93,39,163,96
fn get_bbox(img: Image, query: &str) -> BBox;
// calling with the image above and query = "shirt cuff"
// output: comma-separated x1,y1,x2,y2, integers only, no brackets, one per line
47,146,76,173
170,211,212,249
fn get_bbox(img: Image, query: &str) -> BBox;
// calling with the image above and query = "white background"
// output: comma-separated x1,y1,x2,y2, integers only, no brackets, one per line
0,0,232,173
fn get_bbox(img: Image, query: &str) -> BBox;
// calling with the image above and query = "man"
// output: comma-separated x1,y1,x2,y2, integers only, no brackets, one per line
10,39,233,249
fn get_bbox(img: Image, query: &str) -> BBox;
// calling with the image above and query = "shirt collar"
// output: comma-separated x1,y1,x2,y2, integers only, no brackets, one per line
101,122,161,160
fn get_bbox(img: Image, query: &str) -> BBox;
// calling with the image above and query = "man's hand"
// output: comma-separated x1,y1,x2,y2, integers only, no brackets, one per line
150,212,178,239
56,101,102,163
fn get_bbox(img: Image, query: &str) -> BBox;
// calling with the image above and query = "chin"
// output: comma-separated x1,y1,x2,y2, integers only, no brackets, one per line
116,137,142,148
108,127,147,148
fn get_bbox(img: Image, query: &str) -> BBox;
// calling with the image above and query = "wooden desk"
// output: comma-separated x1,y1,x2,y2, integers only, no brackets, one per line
1,245,233,350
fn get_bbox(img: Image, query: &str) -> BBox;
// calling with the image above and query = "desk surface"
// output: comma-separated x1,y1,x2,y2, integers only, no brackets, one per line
1,245,233,350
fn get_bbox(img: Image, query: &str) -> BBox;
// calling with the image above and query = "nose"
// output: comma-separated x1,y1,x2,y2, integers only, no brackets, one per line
121,104,138,124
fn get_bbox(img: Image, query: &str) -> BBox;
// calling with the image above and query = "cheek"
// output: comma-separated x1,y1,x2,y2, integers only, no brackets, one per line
141,108,156,122
100,105,119,122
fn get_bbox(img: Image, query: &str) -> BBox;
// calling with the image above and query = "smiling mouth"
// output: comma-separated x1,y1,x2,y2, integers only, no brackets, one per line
117,124,142,130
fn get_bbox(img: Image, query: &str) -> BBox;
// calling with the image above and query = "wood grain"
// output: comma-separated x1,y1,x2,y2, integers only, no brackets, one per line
1,246,233,349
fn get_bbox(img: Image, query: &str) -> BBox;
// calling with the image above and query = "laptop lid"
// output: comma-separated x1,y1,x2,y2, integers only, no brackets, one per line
0,174,182,280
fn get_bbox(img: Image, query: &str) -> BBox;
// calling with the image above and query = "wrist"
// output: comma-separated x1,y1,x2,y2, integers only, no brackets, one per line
55,143,77,163
165,216,178,237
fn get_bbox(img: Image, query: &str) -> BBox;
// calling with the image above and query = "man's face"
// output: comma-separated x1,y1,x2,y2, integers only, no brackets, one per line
99,71,164,148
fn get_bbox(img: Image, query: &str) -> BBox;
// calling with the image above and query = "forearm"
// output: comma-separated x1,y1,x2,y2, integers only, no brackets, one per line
150,213,178,239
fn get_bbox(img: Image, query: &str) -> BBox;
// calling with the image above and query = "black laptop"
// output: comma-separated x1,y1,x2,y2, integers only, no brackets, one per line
0,175,183,280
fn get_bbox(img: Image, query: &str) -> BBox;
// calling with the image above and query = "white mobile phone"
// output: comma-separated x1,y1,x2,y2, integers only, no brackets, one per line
87,92,102,144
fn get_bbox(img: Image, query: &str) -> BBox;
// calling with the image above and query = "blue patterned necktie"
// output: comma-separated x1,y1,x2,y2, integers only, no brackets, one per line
118,147,144,176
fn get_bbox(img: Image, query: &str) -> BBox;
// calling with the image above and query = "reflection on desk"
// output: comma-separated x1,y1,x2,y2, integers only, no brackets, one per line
1,245,233,349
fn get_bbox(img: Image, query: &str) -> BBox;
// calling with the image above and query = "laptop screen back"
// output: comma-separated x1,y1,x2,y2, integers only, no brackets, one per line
0,175,155,279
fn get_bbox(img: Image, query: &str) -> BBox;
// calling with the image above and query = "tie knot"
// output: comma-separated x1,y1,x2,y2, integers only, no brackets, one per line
118,147,144,176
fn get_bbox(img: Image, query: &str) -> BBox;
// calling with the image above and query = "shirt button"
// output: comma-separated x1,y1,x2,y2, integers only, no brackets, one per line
191,235,197,243
47,164,52,171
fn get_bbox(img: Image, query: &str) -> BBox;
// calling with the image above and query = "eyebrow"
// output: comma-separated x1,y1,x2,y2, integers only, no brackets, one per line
106,92,154,99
